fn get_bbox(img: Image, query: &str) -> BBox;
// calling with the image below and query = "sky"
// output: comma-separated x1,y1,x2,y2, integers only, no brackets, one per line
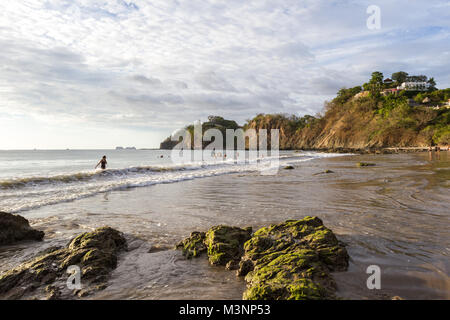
0,0,449,149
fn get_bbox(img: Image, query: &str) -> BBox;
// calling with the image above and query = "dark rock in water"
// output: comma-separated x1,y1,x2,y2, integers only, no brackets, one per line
0,211,44,246
177,217,349,300
205,226,252,266
239,217,349,300
357,162,376,167
176,226,252,267
283,165,295,170
0,227,126,299
313,169,335,176
175,231,207,258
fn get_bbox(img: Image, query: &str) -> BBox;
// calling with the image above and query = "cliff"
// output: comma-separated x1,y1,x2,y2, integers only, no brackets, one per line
160,88,450,150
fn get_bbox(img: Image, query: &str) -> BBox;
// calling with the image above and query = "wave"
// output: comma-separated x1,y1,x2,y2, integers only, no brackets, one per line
0,165,184,190
0,152,353,213
0,153,311,190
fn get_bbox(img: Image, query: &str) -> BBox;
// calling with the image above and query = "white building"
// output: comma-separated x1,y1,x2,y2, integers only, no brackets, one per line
398,82,429,91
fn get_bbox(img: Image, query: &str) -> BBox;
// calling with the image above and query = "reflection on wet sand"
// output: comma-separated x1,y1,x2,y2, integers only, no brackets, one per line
1,152,448,299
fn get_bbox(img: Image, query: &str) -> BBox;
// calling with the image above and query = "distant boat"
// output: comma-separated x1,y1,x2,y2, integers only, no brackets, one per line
125,147,136,150
115,146,124,150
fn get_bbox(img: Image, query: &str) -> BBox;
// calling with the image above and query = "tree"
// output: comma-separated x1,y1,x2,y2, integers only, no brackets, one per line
427,77,437,91
370,71,384,85
407,75,427,82
367,71,384,97
391,71,408,84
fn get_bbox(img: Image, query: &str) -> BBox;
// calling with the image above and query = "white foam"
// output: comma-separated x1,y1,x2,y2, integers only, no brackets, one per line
0,152,350,213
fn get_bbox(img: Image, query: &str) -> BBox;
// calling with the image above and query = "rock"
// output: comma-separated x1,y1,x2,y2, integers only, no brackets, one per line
0,227,126,299
205,226,252,266
176,218,348,300
313,169,335,176
45,285,61,300
240,217,349,300
283,166,295,170
357,162,376,167
175,231,207,258
225,260,240,271
176,226,252,267
0,211,44,246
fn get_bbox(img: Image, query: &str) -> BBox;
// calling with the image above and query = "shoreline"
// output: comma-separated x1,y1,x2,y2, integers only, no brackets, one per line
0,152,449,300
159,146,450,155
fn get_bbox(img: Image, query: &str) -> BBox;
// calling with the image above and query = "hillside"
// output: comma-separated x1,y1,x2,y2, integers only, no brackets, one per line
245,89,450,150
160,116,240,149
160,72,450,150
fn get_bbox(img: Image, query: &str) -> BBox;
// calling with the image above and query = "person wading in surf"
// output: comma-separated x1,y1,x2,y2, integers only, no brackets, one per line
95,155,107,170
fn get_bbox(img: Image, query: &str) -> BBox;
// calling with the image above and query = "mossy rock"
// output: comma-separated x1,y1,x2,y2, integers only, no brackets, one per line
357,162,376,167
175,231,206,259
0,211,44,246
176,217,349,300
205,225,252,266
0,227,126,299
176,226,252,268
283,166,295,170
239,216,349,300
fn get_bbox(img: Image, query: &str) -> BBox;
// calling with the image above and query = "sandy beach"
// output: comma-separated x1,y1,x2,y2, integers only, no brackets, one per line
1,151,448,300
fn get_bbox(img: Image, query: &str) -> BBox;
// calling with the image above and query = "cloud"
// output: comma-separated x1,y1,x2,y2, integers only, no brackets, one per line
131,75,162,86
0,0,449,148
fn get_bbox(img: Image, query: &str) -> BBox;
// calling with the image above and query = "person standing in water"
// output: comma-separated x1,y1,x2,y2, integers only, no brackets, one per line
95,155,107,170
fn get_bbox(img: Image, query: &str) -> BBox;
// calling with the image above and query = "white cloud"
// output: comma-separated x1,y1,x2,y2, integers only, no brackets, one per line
0,0,449,148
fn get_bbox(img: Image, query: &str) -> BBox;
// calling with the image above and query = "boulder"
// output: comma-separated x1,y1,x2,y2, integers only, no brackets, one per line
175,231,207,259
0,211,44,246
357,162,376,167
0,226,126,299
205,226,252,266
176,226,252,267
239,217,349,300
176,217,349,300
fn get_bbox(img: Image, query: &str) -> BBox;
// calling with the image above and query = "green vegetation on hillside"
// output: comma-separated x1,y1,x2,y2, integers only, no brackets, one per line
161,72,450,149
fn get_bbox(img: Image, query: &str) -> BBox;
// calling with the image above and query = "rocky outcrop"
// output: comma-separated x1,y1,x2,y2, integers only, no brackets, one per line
239,217,349,300
0,211,44,246
0,227,126,299
160,116,241,150
176,231,207,259
176,217,349,300
176,225,252,269
160,137,180,150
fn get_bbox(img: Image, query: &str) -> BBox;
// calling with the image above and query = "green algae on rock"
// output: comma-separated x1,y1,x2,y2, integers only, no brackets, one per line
176,217,349,300
175,231,207,259
205,225,252,267
176,225,252,269
0,227,126,299
0,211,44,246
239,217,349,300
357,162,376,167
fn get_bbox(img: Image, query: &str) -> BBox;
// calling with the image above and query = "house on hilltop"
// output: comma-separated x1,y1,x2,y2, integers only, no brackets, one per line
398,81,429,91
381,88,400,96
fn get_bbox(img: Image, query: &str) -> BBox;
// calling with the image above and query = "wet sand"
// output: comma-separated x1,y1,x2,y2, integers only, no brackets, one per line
1,151,449,299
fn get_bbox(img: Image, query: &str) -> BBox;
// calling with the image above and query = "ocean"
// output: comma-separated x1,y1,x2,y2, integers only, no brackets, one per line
0,149,343,213
0,150,449,300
